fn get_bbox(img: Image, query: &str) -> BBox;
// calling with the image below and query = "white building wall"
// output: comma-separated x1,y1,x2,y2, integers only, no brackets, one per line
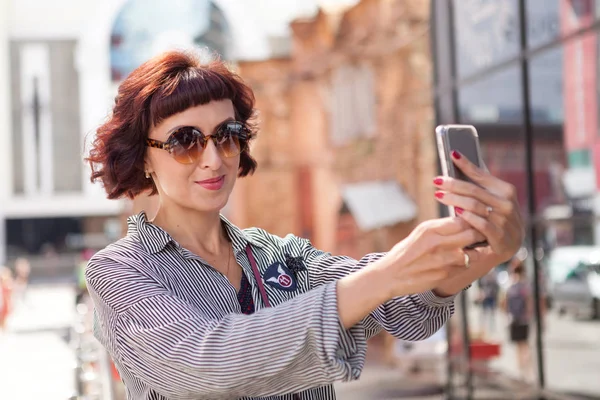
4,0,124,221
0,0,12,264
8,0,95,39
0,0,354,262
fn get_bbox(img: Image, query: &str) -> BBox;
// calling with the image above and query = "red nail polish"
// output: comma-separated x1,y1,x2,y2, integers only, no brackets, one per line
435,191,444,199
455,207,464,215
451,150,461,159
433,178,444,185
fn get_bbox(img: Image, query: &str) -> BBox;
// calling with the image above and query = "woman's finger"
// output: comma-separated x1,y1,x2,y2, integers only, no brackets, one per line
433,177,514,216
455,209,504,250
435,228,486,250
419,216,470,236
449,150,517,200
434,191,493,218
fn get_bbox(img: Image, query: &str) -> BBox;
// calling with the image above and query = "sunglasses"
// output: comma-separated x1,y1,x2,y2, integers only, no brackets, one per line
146,120,251,164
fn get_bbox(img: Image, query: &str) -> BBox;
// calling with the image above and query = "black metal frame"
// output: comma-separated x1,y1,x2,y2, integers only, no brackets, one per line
429,0,599,398
517,0,546,392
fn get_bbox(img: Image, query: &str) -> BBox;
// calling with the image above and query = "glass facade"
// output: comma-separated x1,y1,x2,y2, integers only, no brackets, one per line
432,0,600,398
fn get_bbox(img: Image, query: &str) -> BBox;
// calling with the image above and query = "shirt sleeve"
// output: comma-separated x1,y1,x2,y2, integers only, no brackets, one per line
298,237,457,341
86,255,367,400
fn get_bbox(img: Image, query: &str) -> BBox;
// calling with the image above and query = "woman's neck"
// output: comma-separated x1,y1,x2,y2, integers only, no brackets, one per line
150,203,228,256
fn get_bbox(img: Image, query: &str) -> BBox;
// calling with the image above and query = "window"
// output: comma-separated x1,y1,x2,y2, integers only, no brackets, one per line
526,0,561,48
453,0,520,77
110,0,230,82
529,46,563,124
10,40,83,195
458,66,523,123
329,64,376,146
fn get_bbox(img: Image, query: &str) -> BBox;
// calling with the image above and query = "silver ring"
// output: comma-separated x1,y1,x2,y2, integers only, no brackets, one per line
486,206,493,217
463,252,470,268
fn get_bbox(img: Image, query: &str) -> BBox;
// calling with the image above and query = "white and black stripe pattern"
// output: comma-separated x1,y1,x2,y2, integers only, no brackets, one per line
85,211,456,400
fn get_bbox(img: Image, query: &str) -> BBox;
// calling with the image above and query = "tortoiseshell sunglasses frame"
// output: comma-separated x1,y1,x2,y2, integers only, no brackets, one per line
145,121,252,163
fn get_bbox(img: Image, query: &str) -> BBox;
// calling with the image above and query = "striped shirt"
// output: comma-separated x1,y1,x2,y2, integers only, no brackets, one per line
86,211,456,400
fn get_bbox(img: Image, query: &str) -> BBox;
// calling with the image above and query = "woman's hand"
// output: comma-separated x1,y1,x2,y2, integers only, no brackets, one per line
337,217,485,328
432,150,524,263
382,217,486,298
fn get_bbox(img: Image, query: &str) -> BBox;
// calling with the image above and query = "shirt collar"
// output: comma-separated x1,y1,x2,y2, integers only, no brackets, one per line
127,211,263,255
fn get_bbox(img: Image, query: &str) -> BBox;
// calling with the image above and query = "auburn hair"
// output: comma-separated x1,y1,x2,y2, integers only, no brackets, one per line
85,50,258,200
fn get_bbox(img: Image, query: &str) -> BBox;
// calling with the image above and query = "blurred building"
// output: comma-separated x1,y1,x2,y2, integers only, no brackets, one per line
233,0,437,257
0,0,125,268
434,0,600,249
433,0,600,398
1,0,437,262
131,0,438,257
0,0,352,267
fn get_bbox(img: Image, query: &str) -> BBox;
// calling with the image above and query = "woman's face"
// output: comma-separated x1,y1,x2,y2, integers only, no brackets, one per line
145,99,240,214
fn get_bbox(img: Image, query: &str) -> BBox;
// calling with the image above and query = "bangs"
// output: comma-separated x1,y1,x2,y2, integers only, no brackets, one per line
148,64,237,128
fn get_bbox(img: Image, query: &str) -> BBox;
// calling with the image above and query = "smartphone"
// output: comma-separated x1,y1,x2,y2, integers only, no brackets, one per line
435,124,489,249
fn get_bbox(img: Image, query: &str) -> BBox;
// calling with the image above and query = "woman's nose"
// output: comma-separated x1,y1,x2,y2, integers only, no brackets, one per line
199,139,223,170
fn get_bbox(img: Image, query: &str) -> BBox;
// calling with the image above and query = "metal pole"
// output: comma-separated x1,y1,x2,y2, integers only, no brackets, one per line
446,1,474,399
428,1,455,396
517,0,546,394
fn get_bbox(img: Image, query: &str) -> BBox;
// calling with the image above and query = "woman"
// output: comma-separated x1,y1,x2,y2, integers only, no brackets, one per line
85,50,523,400
502,258,534,382
477,269,500,337
12,257,31,307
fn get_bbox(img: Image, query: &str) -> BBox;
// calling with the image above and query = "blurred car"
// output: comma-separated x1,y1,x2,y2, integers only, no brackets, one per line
547,246,600,320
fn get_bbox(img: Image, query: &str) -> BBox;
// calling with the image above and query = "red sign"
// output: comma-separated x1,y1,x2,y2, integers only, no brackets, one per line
595,140,600,189
561,0,598,153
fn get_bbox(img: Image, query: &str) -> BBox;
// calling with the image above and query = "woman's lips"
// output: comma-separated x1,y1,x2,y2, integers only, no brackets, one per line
195,176,225,190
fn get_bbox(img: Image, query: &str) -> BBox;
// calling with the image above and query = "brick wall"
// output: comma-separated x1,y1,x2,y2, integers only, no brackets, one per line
284,0,437,252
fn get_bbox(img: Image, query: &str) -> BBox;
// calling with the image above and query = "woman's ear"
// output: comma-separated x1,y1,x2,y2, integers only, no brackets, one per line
144,156,154,178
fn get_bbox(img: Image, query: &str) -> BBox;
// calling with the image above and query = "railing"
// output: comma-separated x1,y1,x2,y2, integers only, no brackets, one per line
68,297,122,400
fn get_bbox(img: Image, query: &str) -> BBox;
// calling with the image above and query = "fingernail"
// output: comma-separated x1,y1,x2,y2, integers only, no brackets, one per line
433,177,444,185
455,207,464,215
435,191,444,199
451,150,462,160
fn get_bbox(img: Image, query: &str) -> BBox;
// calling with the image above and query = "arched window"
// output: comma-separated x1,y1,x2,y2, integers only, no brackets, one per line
109,0,231,82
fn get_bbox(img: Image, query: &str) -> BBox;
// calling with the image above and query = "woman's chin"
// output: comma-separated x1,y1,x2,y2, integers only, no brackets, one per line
192,194,231,214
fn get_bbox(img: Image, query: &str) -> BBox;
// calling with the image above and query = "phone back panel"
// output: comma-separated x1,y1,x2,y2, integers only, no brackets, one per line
436,125,482,185
436,124,489,249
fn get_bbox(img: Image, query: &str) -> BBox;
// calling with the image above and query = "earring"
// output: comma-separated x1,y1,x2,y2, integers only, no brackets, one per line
145,171,150,179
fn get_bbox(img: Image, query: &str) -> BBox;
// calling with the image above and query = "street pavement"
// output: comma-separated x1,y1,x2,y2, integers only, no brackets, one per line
467,298,600,398
0,284,77,400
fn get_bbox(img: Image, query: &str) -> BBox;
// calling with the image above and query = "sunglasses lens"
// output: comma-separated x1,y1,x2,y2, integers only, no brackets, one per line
168,123,247,163
216,122,245,158
170,127,203,164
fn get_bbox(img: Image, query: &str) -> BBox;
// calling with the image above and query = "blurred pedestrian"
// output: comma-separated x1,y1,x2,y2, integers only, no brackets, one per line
83,50,524,399
477,269,500,337
12,257,31,307
502,258,533,382
0,266,14,332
